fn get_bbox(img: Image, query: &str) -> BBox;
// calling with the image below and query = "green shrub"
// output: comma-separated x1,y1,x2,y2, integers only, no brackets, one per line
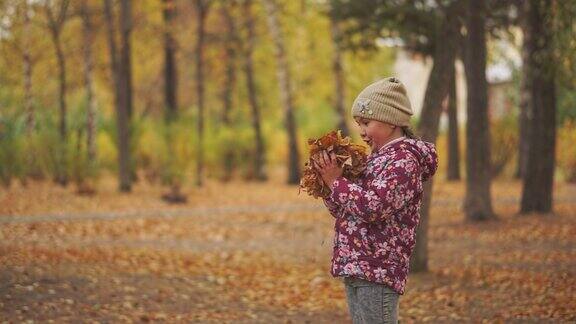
207,122,265,180
0,115,26,187
135,118,194,187
160,120,194,187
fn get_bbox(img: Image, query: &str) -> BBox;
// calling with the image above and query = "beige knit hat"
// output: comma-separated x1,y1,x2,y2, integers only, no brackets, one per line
351,77,413,127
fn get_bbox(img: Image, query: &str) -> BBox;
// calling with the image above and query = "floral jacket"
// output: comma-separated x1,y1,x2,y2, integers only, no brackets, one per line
323,137,438,294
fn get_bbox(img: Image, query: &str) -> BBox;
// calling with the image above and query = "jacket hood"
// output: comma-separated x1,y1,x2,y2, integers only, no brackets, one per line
384,138,438,181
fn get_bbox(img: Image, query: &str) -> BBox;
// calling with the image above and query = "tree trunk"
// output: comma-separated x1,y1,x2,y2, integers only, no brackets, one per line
54,32,67,142
516,3,532,180
446,68,460,181
243,0,266,181
163,0,178,121
194,0,209,187
118,0,133,191
517,57,531,179
103,0,121,113
120,0,134,120
161,0,180,204
103,0,130,190
410,0,465,273
23,0,34,134
520,0,556,214
329,6,349,137
81,0,97,163
44,0,70,186
463,0,495,221
262,0,300,184
219,2,236,182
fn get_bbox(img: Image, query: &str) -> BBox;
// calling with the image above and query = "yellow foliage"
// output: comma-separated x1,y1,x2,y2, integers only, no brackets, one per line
490,117,518,178
557,119,576,182
96,131,118,171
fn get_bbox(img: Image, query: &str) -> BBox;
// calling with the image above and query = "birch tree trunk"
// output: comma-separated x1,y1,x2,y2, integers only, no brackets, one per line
262,0,300,184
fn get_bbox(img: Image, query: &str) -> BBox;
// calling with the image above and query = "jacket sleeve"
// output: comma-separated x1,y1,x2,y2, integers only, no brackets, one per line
329,153,420,223
322,193,342,218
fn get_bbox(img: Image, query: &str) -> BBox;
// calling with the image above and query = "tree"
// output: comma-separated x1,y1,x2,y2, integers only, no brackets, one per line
413,1,465,271
242,0,267,181
262,0,301,184
103,0,132,192
193,0,211,187
163,0,178,121
520,0,557,214
516,18,531,180
516,0,531,180
80,0,98,164
43,0,70,185
43,0,70,141
2,1,39,135
328,1,349,137
119,0,134,120
218,1,238,181
22,0,35,135
103,0,120,113
118,0,134,191
446,69,460,181
463,0,496,221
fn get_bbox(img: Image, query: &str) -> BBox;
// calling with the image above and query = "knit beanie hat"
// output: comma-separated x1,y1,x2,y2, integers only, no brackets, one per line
351,77,413,127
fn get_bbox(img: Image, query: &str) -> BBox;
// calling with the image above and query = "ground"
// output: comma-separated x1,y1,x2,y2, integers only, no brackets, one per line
1,174,575,323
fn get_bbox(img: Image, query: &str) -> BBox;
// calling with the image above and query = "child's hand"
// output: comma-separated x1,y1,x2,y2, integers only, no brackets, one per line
312,151,343,188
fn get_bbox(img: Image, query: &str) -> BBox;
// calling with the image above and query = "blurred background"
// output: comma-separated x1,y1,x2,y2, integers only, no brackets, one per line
0,0,575,322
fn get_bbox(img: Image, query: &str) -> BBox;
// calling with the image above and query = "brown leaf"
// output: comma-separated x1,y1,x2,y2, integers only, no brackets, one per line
300,130,367,198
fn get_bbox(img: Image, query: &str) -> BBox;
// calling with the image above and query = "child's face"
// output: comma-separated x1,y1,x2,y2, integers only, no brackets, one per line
354,117,397,151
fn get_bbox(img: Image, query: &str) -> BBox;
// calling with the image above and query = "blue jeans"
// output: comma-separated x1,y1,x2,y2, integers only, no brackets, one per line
344,277,399,324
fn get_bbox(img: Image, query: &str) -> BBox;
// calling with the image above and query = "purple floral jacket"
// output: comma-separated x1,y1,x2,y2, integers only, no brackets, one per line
323,137,438,294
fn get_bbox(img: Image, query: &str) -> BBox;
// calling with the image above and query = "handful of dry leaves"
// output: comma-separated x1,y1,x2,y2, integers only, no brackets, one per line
300,130,368,199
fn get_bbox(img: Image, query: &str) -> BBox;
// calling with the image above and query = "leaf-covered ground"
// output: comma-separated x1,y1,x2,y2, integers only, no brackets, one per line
1,176,575,323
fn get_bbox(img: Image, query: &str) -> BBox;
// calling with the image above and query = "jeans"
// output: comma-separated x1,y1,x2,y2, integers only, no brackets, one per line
344,277,399,324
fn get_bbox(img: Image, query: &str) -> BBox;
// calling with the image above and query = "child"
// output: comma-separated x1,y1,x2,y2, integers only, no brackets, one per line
313,77,438,324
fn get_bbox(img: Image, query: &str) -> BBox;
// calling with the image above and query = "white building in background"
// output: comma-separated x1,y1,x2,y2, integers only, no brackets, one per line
391,41,519,129
392,50,467,130
486,62,517,119
392,50,433,118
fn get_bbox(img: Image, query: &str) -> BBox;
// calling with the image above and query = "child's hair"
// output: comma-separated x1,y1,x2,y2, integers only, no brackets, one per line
401,126,420,140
